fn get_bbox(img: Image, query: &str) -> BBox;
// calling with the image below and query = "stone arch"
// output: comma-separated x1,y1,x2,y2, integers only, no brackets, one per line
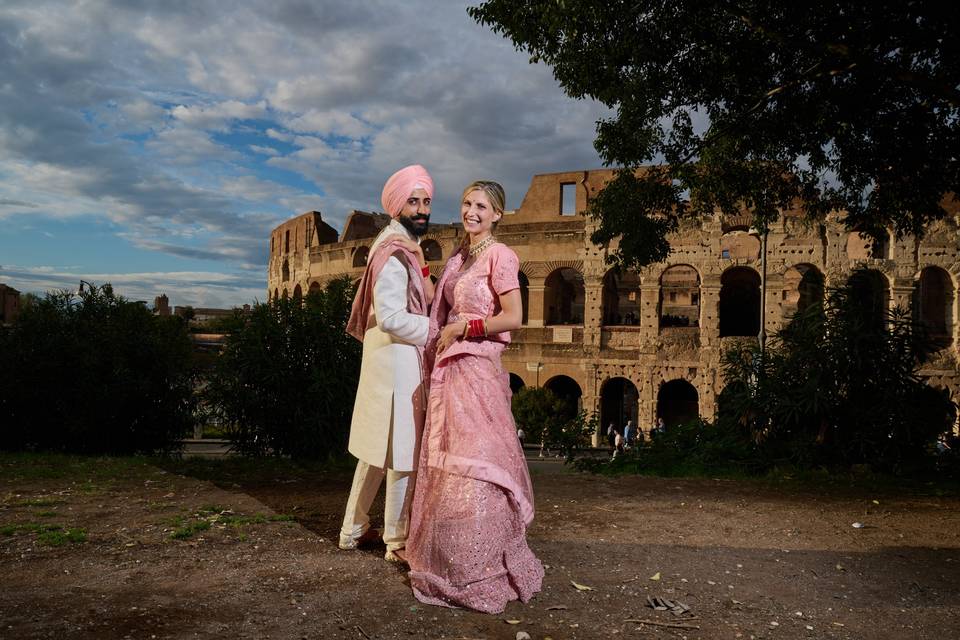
601,268,641,326
719,266,761,337
352,246,370,268
282,289,289,300
848,269,890,332
273,288,279,301
782,263,824,319
293,284,302,302
600,377,639,433
518,271,530,325
282,259,290,282
308,281,322,296
544,375,582,419
659,264,701,328
421,239,442,262
656,379,700,428
915,266,955,348
544,267,585,325
509,373,526,394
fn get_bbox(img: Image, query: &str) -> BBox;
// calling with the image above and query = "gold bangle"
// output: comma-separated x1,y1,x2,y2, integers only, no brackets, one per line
461,321,469,339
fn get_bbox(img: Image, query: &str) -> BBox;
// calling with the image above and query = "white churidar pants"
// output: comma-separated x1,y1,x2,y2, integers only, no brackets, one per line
339,461,414,551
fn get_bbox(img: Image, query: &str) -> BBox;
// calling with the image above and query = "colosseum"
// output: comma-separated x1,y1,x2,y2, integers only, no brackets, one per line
267,169,960,443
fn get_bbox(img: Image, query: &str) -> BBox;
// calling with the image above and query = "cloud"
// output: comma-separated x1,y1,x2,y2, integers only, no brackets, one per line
0,0,608,306
0,263,265,307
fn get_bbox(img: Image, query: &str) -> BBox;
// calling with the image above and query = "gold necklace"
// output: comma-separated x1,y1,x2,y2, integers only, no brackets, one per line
468,235,496,257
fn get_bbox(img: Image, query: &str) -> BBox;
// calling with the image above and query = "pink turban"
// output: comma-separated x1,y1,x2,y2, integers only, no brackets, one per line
381,164,434,217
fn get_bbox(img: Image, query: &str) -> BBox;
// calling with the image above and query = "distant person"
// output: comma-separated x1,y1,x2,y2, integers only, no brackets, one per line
517,427,526,445
655,417,665,437
613,430,624,458
623,419,634,448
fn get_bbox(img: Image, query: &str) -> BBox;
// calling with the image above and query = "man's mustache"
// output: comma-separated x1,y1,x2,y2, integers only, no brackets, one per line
411,215,430,222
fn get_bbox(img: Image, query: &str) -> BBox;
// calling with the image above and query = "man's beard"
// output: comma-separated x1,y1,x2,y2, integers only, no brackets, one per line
399,214,430,237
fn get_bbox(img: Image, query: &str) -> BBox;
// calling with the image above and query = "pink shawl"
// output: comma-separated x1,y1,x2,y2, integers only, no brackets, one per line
346,236,428,342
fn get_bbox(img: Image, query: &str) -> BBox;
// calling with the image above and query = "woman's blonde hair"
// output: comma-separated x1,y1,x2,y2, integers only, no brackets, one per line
459,180,506,251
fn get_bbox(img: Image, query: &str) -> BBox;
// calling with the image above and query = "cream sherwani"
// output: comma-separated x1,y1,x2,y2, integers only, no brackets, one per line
340,220,429,552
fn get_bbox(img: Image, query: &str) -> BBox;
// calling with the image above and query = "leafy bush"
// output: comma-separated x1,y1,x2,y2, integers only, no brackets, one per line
0,284,196,454
576,418,762,476
512,386,597,462
203,277,360,459
719,270,957,474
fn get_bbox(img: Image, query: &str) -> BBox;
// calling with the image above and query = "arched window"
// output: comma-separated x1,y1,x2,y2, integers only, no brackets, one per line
659,265,701,328
602,269,641,326
656,379,700,428
273,288,279,301
293,284,302,302
282,259,290,282
352,246,370,268
600,377,639,432
544,267,585,325
782,264,824,319
915,266,954,348
509,373,525,394
543,375,582,419
308,281,322,296
421,239,442,262
719,267,761,337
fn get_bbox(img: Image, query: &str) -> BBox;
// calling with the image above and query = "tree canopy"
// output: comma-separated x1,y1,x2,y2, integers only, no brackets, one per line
470,1,960,269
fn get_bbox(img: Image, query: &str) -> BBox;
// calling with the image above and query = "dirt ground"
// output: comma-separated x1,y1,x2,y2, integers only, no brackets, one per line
2,455,959,640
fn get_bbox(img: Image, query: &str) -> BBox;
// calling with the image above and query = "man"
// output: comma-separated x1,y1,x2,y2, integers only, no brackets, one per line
340,164,434,563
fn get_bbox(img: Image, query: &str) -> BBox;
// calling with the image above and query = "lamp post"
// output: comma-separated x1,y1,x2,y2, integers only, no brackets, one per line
748,225,769,354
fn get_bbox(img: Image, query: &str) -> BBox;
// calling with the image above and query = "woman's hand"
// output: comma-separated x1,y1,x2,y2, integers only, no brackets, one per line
436,321,467,353
395,237,425,265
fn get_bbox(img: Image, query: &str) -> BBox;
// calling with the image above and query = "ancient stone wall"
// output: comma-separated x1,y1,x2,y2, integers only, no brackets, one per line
267,172,960,443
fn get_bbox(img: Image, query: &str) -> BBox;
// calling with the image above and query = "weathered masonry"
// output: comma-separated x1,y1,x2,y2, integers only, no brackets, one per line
268,169,960,443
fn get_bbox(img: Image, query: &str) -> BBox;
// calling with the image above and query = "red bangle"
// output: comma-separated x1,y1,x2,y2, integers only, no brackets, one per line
421,265,430,277
467,318,486,338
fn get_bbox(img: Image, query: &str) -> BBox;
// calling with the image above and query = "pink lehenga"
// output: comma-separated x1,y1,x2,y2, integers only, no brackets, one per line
406,242,543,614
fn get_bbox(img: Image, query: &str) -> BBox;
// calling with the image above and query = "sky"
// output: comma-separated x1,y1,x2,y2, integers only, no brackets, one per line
0,0,609,308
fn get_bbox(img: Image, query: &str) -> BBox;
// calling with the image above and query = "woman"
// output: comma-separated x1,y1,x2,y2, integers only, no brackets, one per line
405,180,543,614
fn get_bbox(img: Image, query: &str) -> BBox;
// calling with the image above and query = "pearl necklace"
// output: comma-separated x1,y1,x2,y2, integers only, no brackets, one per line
468,235,497,257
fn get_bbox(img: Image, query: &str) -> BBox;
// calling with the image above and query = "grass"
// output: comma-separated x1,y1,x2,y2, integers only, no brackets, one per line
0,522,87,545
167,506,296,540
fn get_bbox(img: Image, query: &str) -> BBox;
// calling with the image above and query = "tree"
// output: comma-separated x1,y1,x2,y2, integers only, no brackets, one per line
512,387,596,461
719,270,957,472
203,277,361,459
0,284,196,454
470,1,960,270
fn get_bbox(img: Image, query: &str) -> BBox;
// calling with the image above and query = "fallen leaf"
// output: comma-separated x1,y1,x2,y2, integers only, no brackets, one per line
571,581,594,591
650,572,661,581
546,605,568,610
504,619,522,624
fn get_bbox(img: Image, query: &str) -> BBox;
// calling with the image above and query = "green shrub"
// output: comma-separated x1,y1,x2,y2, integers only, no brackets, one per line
0,284,196,454
512,387,596,462
719,270,957,474
203,277,360,459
